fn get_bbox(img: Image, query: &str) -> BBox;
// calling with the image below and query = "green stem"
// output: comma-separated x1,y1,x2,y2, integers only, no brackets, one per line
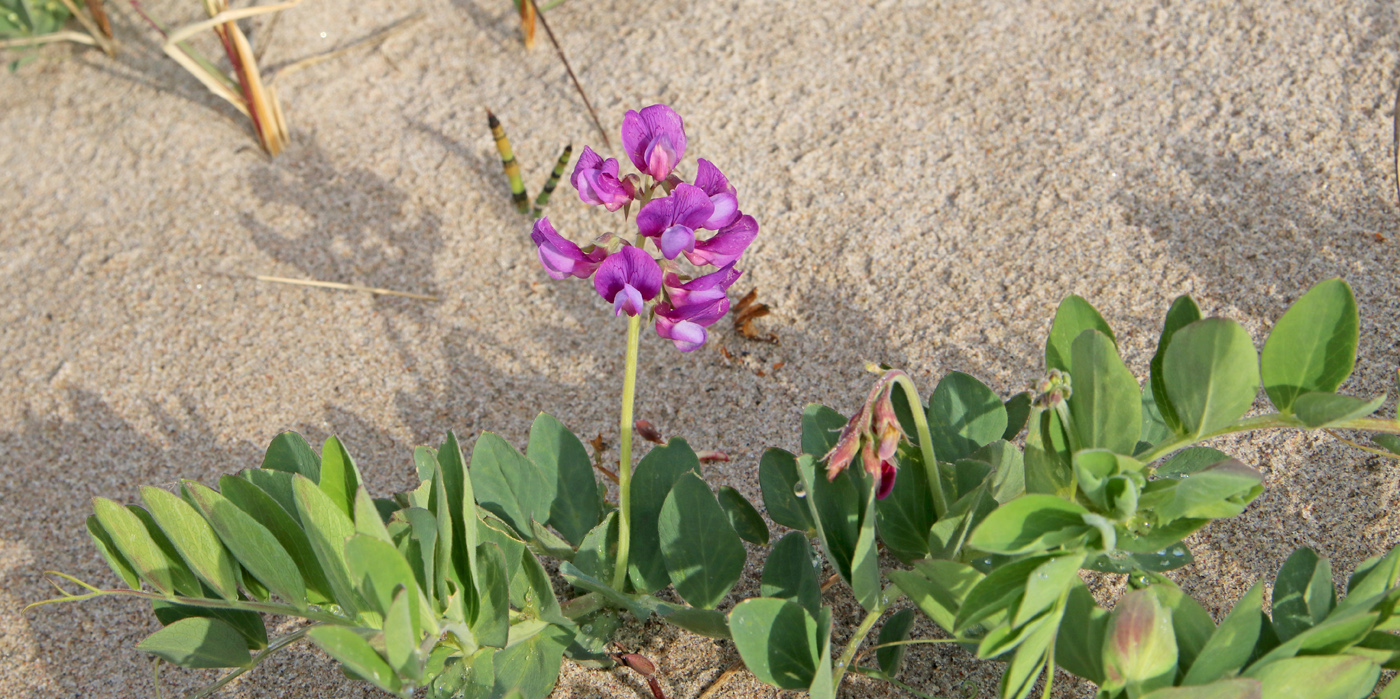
832,589,897,690
611,312,643,590
190,624,318,698
1137,414,1302,465
889,375,949,519
34,586,350,625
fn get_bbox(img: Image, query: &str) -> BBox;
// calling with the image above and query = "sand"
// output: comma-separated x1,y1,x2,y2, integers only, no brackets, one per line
3,0,1400,696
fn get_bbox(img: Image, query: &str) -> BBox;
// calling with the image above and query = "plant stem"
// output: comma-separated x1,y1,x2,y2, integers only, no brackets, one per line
190,624,318,698
831,595,889,690
611,312,642,590
1136,414,1303,465
888,374,949,519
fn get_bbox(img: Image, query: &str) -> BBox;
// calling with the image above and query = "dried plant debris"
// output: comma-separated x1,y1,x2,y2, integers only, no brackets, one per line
633,419,664,445
732,287,777,343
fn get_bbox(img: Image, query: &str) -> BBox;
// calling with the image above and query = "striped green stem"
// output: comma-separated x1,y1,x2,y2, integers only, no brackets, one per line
487,110,530,214
532,144,572,218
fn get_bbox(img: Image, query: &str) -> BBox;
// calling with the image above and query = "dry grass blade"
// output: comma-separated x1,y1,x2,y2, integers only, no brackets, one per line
55,0,116,54
83,0,111,37
697,659,744,699
527,0,609,148
518,0,536,49
269,11,424,82
254,275,440,301
1393,80,1399,208
0,30,97,48
164,0,304,44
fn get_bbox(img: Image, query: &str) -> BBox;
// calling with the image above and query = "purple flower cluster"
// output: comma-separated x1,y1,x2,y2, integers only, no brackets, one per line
532,104,759,352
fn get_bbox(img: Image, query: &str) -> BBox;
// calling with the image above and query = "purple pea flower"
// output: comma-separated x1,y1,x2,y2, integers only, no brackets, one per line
655,296,730,352
694,159,740,230
532,217,607,280
636,183,715,260
663,263,742,308
594,245,662,317
622,104,687,180
684,214,758,268
571,146,635,211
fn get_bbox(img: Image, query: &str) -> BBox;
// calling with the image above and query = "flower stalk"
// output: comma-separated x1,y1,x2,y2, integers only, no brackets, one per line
612,311,642,590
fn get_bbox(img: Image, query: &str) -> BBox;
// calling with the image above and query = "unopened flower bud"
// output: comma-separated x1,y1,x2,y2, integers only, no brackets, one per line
1102,590,1178,693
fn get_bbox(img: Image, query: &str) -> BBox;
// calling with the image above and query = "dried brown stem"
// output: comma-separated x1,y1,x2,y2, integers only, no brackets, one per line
254,275,440,301
697,659,745,699
527,0,609,148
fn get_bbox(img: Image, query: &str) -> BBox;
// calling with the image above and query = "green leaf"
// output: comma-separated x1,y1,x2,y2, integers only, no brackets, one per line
137,617,252,669
927,371,1008,462
976,440,1026,504
1293,392,1385,428
1157,447,1231,477
1002,392,1033,441
345,534,424,619
85,515,141,590
516,546,565,624
1000,614,1058,699
1046,295,1115,373
1140,381,1173,451
796,454,862,584
876,608,918,677
955,555,1054,631
470,432,553,541
239,468,302,525
849,475,882,611
472,542,510,648
438,431,478,617
653,602,733,639
1181,582,1264,685
729,598,821,689
92,498,192,595
184,481,307,608
874,448,935,563
318,436,363,519
140,486,240,601
892,559,983,633
307,626,401,694
1147,583,1217,676
293,474,363,618
1162,318,1261,439
1261,279,1359,414
260,432,320,481
1024,408,1075,498
491,624,570,699
219,474,335,605
526,413,602,546
572,511,618,584
150,601,267,650
559,562,650,620
353,487,393,542
1055,584,1108,683
716,487,770,545
761,532,821,616
1013,553,1085,627
759,448,814,532
800,403,848,457
1246,654,1379,699
1272,548,1335,642
1140,679,1263,699
628,438,701,593
1139,460,1263,523
658,472,747,609
385,587,423,682
1069,329,1142,454
967,495,1090,556
1151,295,1203,435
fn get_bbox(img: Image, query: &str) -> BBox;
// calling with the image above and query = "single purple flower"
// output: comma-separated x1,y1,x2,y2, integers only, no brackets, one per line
571,146,635,211
636,183,715,260
684,214,758,268
594,245,662,317
694,159,740,230
622,104,687,180
654,296,730,352
531,217,607,280
663,263,742,308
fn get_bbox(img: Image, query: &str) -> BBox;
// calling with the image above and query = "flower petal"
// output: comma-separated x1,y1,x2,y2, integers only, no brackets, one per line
685,214,758,268
703,192,740,230
659,225,696,260
669,183,715,230
665,263,742,307
656,315,708,351
594,245,662,306
621,109,649,174
694,158,734,197
636,196,674,238
571,146,604,191
875,461,897,500
531,217,605,279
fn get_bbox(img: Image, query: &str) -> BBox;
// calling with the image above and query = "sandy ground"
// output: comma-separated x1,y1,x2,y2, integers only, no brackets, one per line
3,0,1400,696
